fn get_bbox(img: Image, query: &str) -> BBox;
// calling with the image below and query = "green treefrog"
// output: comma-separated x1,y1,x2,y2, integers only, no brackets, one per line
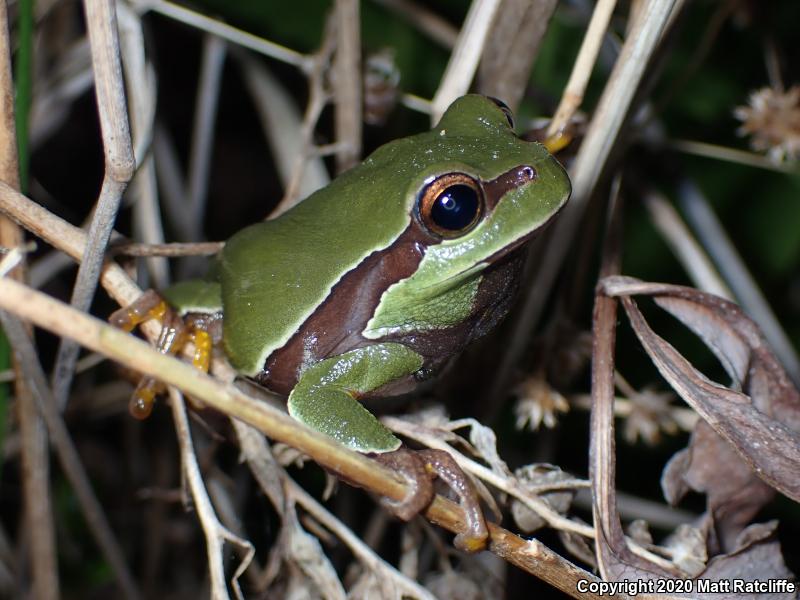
113,94,571,550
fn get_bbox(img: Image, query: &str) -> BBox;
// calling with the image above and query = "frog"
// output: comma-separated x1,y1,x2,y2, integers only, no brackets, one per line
111,94,571,550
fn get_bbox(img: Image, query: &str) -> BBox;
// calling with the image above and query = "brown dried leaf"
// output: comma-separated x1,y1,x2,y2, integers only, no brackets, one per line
662,421,774,552
509,464,575,533
626,519,653,546
286,509,347,600
558,528,597,569
696,521,796,599
463,418,513,479
591,273,681,582
593,275,800,587
602,276,800,503
662,524,707,577
424,567,501,600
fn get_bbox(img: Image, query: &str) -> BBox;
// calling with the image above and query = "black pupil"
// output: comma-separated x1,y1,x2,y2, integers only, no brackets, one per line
431,184,479,231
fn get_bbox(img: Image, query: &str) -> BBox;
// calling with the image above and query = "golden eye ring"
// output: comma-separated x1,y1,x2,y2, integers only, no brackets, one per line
417,173,484,238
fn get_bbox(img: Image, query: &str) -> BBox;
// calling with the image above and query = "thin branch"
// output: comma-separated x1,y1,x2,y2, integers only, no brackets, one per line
135,0,310,70
486,0,679,407
677,179,800,386
272,21,337,216
383,416,594,539
0,274,618,599
476,0,558,112
235,51,329,202
52,0,135,410
669,138,800,174
109,241,224,257
547,0,617,138
430,0,503,122
333,0,362,172
0,3,59,596
116,2,168,289
0,182,159,335
644,190,731,299
0,313,142,600
186,34,226,241
168,388,253,600
234,420,436,599
370,0,458,48
289,475,438,600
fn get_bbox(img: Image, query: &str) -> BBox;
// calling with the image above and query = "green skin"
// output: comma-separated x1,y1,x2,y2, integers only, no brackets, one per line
164,95,571,453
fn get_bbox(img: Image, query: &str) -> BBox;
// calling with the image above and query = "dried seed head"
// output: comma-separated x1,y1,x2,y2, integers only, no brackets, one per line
734,85,800,164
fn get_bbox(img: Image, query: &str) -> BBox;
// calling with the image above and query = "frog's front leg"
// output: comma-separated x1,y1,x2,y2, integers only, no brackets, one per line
288,343,488,552
288,343,422,453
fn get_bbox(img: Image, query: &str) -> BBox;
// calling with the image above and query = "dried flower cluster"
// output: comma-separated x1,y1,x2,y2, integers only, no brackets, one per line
734,85,800,163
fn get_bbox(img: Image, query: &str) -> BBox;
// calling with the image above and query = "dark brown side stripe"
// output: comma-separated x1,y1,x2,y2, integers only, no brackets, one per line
255,164,542,394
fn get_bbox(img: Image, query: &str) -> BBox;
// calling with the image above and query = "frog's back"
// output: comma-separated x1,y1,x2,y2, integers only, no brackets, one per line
217,152,415,376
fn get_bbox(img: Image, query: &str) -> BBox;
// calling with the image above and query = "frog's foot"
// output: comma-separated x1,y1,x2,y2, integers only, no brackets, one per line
109,289,168,332
110,290,218,418
374,447,436,520
374,447,488,553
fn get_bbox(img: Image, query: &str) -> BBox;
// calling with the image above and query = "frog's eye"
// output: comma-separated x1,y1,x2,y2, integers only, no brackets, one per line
417,173,484,238
487,96,514,129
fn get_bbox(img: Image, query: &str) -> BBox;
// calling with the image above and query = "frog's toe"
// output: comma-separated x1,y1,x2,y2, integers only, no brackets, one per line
109,289,168,332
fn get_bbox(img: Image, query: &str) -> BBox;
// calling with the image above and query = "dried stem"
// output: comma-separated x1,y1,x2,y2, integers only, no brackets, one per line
547,0,618,138
186,34,226,240
430,0,503,121
0,313,142,600
135,0,309,70
476,0,558,112
644,190,731,298
371,0,458,48
678,179,800,385
235,51,329,202
168,388,253,600
333,0,362,171
116,2,168,289
487,0,679,407
52,0,135,410
0,4,58,597
109,241,225,257
0,273,618,599
273,21,337,215
383,416,594,538
669,138,800,174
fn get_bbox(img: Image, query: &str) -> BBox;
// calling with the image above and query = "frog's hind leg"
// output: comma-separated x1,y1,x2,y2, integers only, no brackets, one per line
110,291,189,418
111,289,224,419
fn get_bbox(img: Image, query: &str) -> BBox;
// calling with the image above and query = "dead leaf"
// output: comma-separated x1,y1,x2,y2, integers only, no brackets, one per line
602,276,800,504
662,523,707,577
696,521,796,599
661,421,774,553
510,464,575,533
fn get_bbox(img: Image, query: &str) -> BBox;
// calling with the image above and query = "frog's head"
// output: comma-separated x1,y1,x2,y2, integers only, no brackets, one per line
362,94,571,338
403,94,571,285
